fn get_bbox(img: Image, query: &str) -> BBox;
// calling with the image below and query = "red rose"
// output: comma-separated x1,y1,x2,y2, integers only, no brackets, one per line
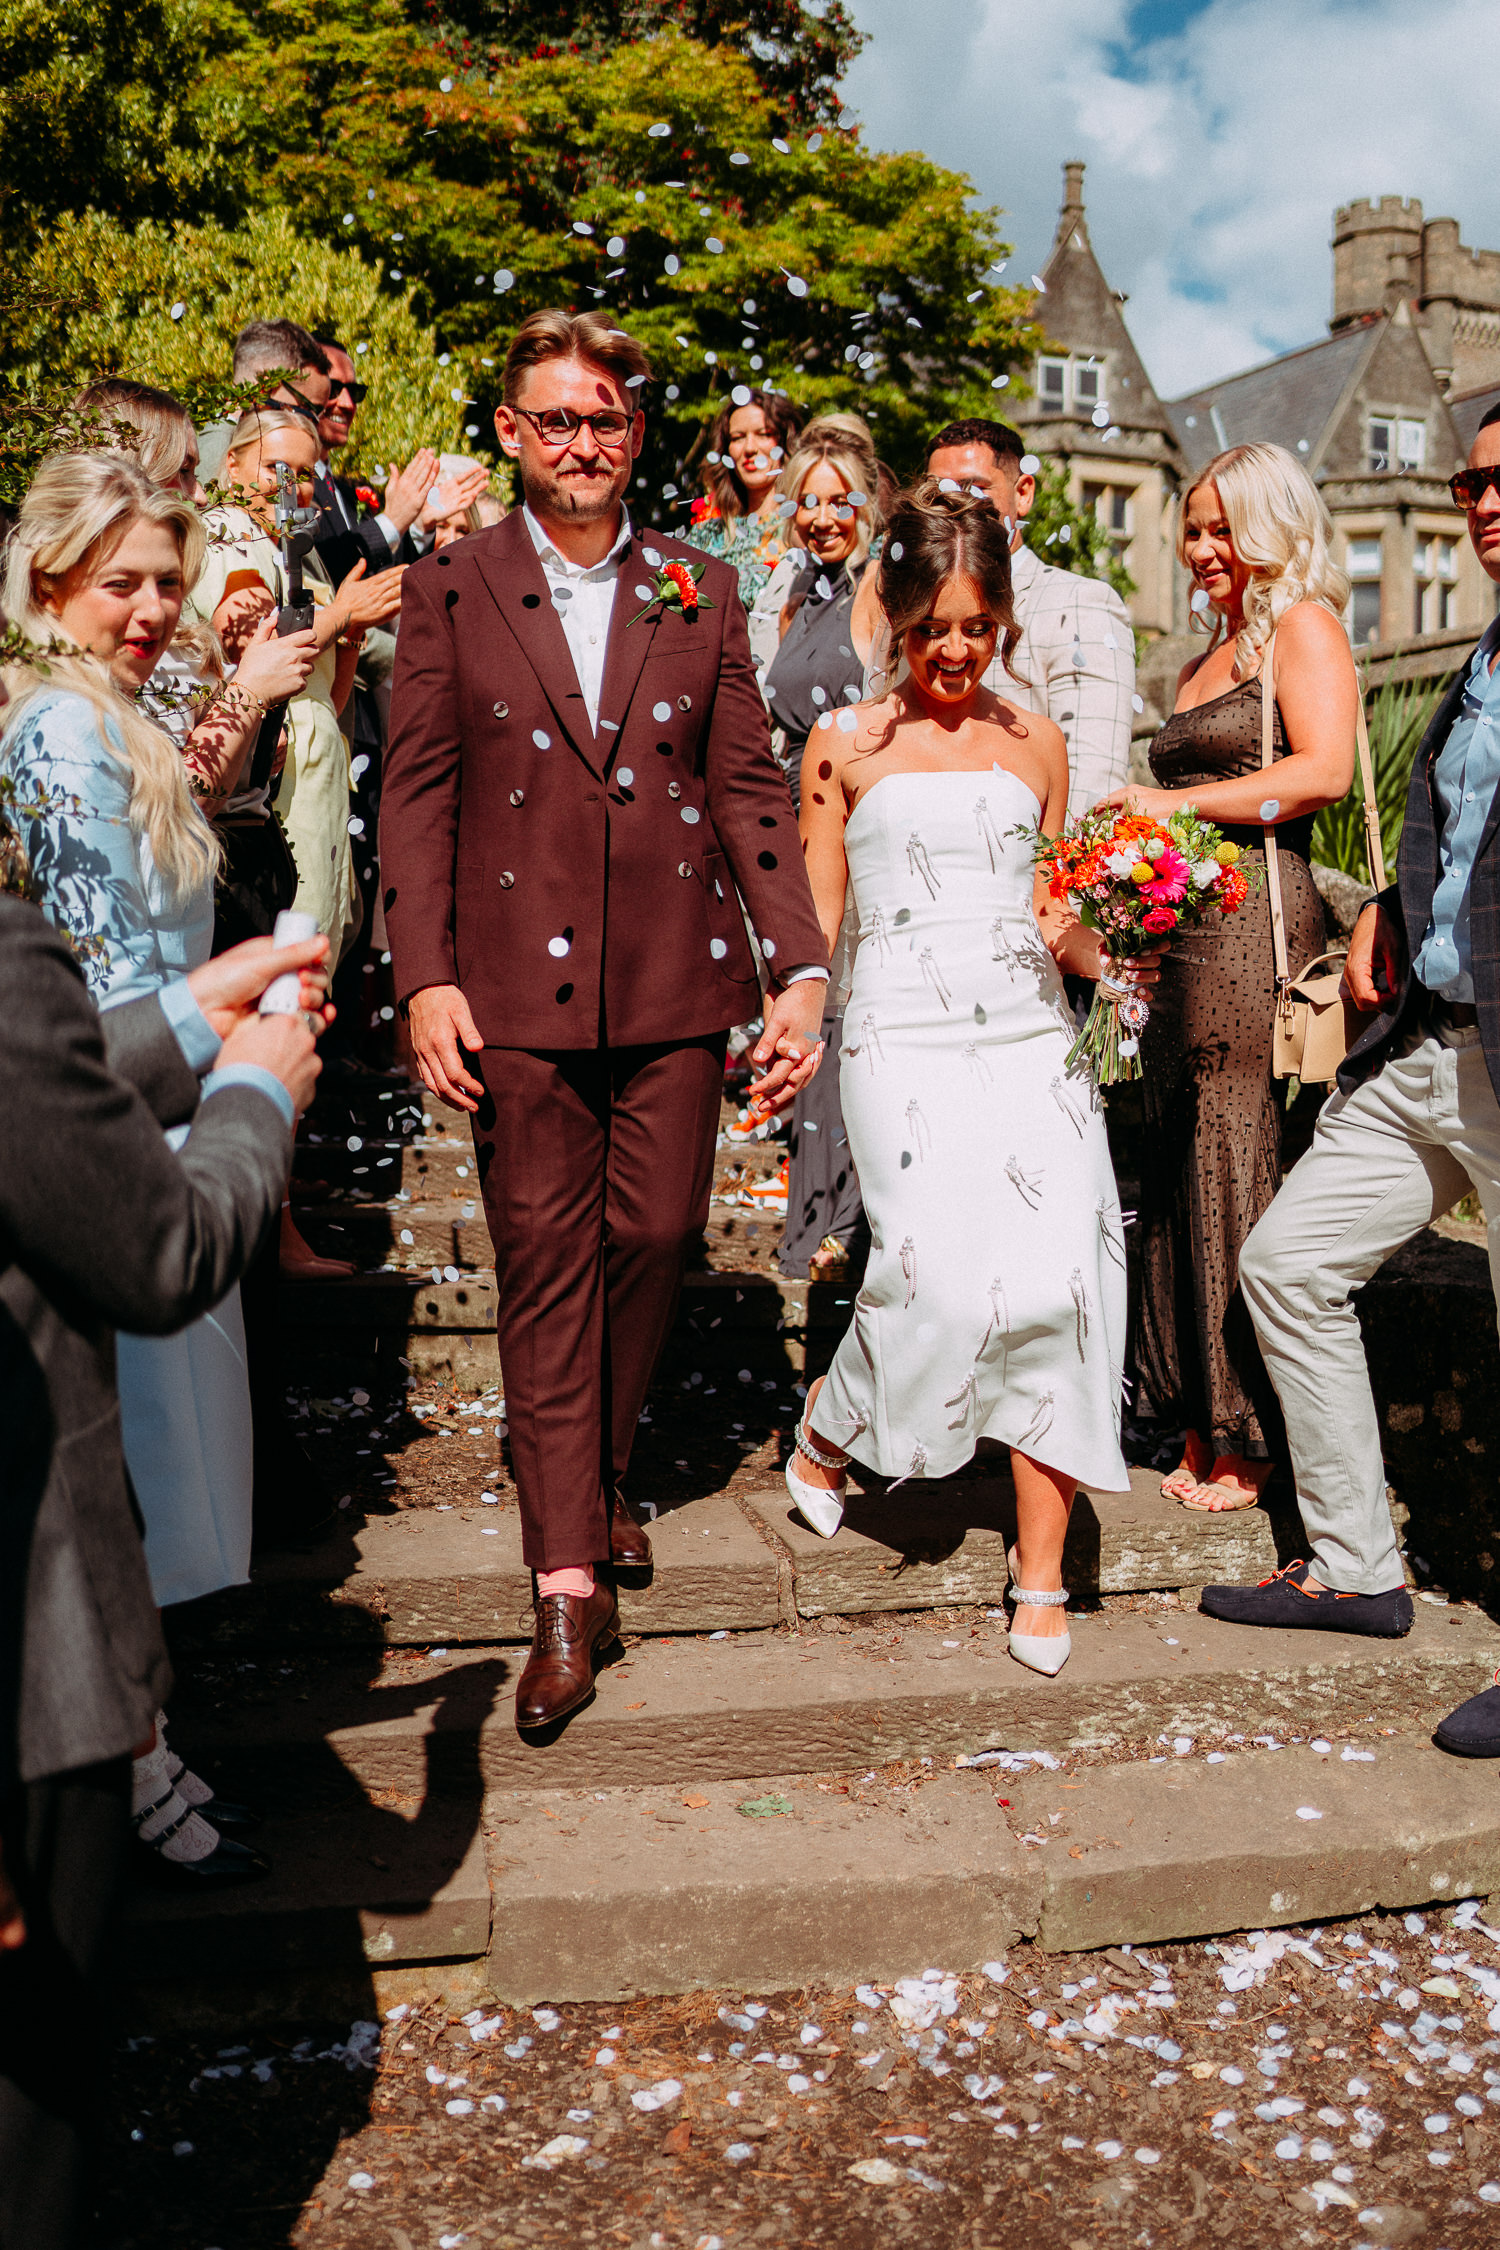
1142,905,1178,934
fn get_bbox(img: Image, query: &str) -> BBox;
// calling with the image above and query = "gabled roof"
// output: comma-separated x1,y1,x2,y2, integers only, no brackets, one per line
1166,326,1379,477
1028,165,1176,443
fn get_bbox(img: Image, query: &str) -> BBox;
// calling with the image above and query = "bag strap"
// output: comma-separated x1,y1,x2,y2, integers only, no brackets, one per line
1261,635,1388,991
1260,634,1291,991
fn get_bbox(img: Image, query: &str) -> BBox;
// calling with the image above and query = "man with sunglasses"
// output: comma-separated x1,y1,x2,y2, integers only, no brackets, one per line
1202,406,1500,1754
382,309,828,1733
311,335,488,574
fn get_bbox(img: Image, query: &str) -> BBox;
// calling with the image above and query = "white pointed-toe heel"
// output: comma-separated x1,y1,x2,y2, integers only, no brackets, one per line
785,1418,847,1540
1006,1583,1072,1677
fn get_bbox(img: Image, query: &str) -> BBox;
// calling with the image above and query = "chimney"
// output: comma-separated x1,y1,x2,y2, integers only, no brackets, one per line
1055,160,1090,251
1383,248,1412,316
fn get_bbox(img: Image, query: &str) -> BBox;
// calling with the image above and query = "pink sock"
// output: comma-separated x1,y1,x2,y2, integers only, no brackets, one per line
537,1566,595,1599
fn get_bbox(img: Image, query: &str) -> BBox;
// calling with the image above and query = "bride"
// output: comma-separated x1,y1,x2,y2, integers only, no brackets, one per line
789,482,1155,1675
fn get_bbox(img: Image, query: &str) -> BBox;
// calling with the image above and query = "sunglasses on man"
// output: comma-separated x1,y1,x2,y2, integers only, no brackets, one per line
326,380,369,406
516,406,635,447
1449,464,1500,507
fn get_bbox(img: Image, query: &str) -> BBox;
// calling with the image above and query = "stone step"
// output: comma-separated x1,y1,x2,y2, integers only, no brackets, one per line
176,1470,1284,1651
293,1197,786,1279
119,1792,491,1982
128,1723,1500,2005
167,1602,1500,1804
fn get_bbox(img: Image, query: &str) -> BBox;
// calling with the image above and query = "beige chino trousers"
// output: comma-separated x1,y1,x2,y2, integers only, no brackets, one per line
1239,1021,1500,1593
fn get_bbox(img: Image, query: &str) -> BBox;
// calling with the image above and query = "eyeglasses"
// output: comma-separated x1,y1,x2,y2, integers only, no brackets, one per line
516,406,635,448
327,381,368,406
1449,465,1500,507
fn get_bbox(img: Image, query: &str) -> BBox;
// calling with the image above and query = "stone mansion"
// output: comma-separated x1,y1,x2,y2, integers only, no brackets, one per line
1021,164,1500,656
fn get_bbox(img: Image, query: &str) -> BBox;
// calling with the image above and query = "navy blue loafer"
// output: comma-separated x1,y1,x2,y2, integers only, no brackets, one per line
1200,1559,1414,1637
1434,1678,1500,1758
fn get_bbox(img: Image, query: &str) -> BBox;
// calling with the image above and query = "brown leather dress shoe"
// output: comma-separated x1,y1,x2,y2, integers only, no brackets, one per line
515,1581,620,1730
609,1490,653,1567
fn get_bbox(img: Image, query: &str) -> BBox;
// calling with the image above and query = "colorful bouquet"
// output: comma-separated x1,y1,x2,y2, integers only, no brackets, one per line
1024,804,1254,1083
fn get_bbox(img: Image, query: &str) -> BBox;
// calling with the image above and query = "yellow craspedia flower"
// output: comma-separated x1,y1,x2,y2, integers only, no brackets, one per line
1214,841,1241,866
1131,861,1156,886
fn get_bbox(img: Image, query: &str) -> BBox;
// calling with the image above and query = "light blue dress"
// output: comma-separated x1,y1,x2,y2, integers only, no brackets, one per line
4,688,253,1607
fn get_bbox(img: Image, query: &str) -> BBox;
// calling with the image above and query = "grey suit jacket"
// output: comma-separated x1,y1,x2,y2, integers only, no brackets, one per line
0,898,292,1790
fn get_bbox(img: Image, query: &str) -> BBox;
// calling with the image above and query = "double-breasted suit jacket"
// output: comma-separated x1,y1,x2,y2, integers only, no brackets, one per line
380,510,828,1048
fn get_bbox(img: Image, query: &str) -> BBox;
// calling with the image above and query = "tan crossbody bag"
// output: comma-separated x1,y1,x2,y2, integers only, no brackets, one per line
1262,631,1387,1083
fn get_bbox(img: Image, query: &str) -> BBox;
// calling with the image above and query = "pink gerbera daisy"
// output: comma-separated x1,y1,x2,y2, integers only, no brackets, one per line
1142,845,1189,904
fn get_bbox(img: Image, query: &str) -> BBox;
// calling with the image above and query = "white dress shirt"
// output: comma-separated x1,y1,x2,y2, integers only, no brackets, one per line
522,503,632,734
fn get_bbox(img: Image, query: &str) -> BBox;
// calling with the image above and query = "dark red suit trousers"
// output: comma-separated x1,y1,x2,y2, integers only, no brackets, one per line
472,1035,726,1571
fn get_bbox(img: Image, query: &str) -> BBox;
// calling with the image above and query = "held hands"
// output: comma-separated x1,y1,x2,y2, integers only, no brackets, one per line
185,934,332,1041
747,980,826,1115
407,984,486,1113
1095,943,1164,993
217,1012,323,1115
233,612,319,706
1342,901,1403,1011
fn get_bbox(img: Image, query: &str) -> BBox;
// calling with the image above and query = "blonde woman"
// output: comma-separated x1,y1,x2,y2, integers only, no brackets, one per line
1,451,293,1877
1102,443,1357,1511
195,406,404,967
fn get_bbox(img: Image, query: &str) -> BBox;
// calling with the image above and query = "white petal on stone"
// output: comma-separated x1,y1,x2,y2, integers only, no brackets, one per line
1296,1806,1324,1821
848,2158,903,2185
1342,1746,1376,1760
348,2172,375,2189
446,2098,475,2115
548,936,571,957
1095,2139,1122,2159
532,729,551,749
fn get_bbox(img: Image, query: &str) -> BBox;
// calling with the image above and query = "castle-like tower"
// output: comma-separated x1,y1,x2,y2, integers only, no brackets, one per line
1332,195,1500,396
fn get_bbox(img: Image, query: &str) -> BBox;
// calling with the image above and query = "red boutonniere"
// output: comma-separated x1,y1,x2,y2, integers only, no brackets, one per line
354,485,381,515
628,557,714,625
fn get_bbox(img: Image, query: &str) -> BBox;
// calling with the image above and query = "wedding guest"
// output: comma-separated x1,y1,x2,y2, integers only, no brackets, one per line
1105,444,1355,1511
1203,409,1500,1761
196,319,331,490
0,450,327,1878
763,425,880,1280
196,405,405,968
0,839,320,2250
854,418,1135,817
76,378,320,816
684,392,804,601
792,484,1152,1673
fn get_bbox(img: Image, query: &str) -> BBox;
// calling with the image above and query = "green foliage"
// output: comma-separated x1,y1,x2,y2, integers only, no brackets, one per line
0,0,234,244
1311,672,1443,878
1023,456,1135,603
188,15,1041,498
420,0,864,125
9,208,461,473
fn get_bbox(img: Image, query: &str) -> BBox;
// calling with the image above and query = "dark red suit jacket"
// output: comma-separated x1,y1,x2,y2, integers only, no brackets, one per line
380,511,828,1049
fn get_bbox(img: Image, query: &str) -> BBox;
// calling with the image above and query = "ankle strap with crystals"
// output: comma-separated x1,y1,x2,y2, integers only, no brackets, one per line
1009,1585,1070,1608
795,1419,847,1472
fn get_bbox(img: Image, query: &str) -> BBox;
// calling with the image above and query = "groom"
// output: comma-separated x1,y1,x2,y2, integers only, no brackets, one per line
381,311,828,1730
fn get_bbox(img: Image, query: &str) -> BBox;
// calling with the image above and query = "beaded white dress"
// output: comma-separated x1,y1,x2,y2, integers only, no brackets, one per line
816,766,1130,1493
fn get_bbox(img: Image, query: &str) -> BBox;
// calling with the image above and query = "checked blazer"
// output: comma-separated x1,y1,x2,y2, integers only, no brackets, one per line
1339,653,1500,1104
380,509,827,1051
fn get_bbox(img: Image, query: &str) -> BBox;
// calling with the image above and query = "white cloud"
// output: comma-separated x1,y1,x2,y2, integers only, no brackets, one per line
842,0,1498,397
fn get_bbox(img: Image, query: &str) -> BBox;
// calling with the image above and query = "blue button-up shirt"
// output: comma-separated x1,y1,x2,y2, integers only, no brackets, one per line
1413,618,1500,1001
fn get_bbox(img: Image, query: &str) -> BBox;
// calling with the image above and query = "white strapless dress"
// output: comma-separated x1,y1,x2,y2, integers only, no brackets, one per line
816,766,1129,1493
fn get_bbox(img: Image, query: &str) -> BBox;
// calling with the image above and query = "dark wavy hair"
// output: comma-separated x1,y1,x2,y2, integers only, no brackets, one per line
877,479,1024,682
700,392,805,520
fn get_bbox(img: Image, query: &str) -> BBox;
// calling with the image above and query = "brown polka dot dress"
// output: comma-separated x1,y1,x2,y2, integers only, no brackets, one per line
1132,677,1327,1458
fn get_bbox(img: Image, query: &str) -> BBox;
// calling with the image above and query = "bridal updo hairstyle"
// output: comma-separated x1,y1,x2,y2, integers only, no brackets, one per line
1180,441,1350,678
878,479,1025,683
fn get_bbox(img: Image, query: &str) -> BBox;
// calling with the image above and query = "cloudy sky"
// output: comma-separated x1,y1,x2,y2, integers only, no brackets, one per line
842,0,1496,399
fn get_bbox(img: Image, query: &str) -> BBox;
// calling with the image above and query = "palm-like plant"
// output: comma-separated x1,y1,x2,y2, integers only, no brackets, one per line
1311,673,1445,880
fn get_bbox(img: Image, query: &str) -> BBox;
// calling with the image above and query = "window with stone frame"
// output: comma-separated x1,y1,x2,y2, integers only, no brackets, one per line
1368,416,1426,473
1346,535,1383,644
1413,533,1458,633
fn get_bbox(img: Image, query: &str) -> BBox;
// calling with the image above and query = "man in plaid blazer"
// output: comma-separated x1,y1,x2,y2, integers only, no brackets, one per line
926,419,1136,817
1200,406,1500,1758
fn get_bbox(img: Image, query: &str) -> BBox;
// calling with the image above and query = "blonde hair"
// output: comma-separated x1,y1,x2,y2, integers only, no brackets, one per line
223,404,321,466
1181,442,1350,675
777,430,878,566
1,451,220,907
74,380,196,488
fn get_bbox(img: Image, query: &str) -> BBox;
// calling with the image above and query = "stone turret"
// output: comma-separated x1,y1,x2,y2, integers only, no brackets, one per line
1332,195,1424,332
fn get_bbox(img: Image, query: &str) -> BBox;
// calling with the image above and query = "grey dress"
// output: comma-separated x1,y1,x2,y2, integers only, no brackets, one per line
764,558,870,1276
